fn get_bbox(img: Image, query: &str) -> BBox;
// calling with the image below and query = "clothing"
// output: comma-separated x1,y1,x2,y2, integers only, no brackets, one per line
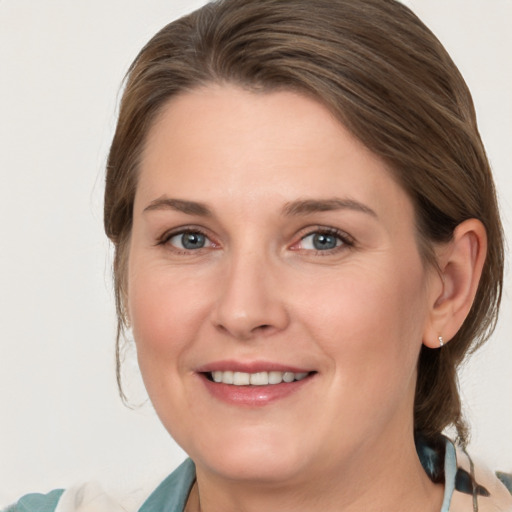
4,437,512,512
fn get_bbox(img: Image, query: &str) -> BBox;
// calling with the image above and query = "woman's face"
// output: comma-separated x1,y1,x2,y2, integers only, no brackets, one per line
128,85,439,485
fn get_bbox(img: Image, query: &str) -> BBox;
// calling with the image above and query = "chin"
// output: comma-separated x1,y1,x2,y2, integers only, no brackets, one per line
203,452,306,484
187,427,312,484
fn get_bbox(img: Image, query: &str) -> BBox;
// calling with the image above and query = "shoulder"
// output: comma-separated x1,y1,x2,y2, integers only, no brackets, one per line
416,434,512,511
2,489,64,512
5,481,152,512
4,482,141,512
3,459,196,512
497,472,512,495
448,441,512,512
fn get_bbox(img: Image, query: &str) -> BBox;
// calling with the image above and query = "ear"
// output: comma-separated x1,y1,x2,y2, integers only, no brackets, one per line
423,219,487,349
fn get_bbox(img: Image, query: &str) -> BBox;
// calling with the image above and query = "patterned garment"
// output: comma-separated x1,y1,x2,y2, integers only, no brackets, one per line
416,433,512,511
4,435,512,512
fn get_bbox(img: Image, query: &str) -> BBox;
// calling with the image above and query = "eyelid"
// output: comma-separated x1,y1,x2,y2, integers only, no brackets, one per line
290,226,355,253
155,225,353,254
156,226,217,250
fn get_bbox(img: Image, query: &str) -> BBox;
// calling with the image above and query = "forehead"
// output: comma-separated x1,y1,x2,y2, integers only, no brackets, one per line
135,84,413,223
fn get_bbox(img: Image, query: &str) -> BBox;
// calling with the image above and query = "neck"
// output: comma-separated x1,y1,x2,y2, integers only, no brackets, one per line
186,430,444,512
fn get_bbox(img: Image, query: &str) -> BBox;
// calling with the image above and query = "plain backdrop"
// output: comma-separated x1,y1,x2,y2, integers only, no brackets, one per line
1,0,511,505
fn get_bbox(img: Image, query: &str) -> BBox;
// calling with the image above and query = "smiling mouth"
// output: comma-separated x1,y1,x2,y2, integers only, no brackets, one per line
205,370,314,386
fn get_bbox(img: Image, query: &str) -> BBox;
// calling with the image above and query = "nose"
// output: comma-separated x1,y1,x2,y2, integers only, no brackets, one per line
211,250,290,341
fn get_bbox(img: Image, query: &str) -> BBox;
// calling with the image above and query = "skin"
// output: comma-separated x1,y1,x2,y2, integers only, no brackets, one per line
127,85,450,511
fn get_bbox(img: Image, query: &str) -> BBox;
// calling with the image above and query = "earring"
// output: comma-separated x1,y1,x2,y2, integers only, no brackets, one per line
438,336,444,347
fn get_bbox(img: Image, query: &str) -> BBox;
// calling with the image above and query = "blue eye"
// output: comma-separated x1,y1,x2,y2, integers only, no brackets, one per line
300,231,345,251
168,231,210,250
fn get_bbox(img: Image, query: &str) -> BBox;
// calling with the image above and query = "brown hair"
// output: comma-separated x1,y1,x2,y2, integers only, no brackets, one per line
104,0,504,444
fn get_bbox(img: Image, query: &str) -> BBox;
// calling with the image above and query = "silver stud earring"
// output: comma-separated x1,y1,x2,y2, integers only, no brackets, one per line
438,336,444,347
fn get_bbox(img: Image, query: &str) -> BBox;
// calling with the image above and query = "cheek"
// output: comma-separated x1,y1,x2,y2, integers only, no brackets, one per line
127,262,210,371
298,255,429,384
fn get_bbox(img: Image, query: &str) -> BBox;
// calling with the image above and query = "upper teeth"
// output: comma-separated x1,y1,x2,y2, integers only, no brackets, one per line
210,371,309,386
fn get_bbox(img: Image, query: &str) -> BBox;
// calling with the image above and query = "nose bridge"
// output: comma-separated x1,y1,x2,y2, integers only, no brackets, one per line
212,241,289,339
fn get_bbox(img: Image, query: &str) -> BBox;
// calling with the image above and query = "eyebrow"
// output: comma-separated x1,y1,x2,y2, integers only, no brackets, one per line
143,196,377,218
143,197,212,216
282,198,377,217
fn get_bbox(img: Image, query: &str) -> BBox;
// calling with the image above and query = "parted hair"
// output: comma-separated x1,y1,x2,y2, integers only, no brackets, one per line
104,0,504,444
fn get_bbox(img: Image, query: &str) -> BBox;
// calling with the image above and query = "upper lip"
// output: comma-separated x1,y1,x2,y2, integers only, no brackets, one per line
195,360,313,374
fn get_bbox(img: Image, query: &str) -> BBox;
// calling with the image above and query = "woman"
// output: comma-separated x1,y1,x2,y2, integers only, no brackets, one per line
5,0,511,510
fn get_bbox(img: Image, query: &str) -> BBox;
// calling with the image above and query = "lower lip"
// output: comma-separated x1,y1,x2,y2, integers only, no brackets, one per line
199,374,314,406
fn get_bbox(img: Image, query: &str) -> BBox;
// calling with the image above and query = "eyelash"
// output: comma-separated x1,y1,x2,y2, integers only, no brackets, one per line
156,226,354,255
293,227,354,255
157,227,215,254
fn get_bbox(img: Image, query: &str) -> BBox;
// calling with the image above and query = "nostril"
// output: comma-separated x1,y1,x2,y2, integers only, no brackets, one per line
253,324,275,334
